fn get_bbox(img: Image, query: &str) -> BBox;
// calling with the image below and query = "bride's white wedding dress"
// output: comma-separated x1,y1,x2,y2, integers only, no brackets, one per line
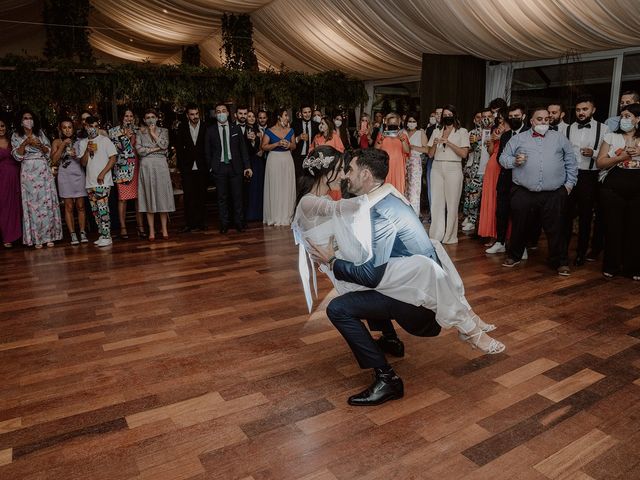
292,184,483,335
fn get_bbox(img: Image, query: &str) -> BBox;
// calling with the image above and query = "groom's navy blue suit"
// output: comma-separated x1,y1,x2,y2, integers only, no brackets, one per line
327,192,441,369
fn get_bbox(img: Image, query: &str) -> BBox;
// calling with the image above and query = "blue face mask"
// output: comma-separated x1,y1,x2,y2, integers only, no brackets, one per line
86,127,98,139
216,113,228,124
620,118,635,132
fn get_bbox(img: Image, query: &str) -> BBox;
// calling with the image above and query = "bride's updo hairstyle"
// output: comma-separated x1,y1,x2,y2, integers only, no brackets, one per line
295,145,344,207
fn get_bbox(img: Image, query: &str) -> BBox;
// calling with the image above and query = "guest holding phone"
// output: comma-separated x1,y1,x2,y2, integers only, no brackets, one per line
375,112,410,194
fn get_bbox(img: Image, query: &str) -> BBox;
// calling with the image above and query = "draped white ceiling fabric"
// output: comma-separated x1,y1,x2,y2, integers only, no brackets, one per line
1,0,639,79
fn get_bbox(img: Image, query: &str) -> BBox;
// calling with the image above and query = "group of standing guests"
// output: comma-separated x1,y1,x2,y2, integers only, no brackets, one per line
460,91,640,280
0,107,177,248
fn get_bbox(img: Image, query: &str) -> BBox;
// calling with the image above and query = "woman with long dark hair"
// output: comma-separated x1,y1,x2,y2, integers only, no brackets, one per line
11,109,62,248
51,118,87,245
262,107,296,226
244,110,265,222
309,116,345,153
596,102,640,280
0,118,21,247
109,108,144,239
292,146,504,355
427,104,470,244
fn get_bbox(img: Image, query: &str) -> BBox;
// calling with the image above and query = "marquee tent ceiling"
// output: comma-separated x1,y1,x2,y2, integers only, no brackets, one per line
2,0,639,80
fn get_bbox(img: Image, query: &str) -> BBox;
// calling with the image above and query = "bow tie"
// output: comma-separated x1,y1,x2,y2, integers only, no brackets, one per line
532,132,545,138
548,125,558,131
577,123,591,129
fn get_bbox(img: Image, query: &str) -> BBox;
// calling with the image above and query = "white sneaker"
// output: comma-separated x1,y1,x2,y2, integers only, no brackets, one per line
80,231,88,243
70,232,79,245
461,217,470,228
522,248,528,260
485,242,505,254
462,223,475,232
95,237,112,247
93,237,101,245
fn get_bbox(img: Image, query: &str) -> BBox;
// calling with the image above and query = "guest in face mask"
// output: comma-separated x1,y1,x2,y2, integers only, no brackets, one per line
309,116,344,154
404,114,429,216
10,109,63,248
333,114,351,150
499,107,578,276
312,110,322,124
135,108,175,241
77,117,119,247
596,103,640,280
375,112,411,195
426,105,470,244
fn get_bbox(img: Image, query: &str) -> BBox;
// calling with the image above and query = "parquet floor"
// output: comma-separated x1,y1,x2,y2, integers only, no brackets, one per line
1,219,640,480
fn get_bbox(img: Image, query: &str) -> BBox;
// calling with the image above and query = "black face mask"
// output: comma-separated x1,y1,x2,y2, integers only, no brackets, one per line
576,116,592,125
442,117,455,126
386,124,399,131
508,118,523,130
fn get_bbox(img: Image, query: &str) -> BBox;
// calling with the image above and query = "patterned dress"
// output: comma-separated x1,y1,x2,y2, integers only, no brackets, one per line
405,130,424,215
109,125,139,200
11,132,63,245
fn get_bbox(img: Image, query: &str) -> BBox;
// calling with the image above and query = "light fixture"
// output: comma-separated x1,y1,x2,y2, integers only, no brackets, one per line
162,8,168,13
337,18,343,24
128,38,133,42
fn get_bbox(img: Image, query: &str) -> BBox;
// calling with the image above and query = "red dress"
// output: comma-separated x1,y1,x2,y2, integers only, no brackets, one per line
477,140,500,238
379,133,409,195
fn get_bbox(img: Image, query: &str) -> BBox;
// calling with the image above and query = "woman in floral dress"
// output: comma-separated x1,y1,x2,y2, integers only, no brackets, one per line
11,109,62,248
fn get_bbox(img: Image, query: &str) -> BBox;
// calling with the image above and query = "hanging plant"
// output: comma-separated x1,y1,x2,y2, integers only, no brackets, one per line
220,13,258,71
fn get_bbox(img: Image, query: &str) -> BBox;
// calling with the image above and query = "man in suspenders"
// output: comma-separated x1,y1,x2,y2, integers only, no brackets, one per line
564,94,608,266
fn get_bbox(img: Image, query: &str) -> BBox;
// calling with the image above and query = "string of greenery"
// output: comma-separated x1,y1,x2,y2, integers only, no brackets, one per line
0,55,368,124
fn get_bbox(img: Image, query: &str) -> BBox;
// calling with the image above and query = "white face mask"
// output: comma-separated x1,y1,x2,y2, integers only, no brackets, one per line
429,117,436,125
406,122,417,130
620,118,635,132
216,113,228,124
313,115,322,123
533,124,549,135
145,117,157,127
334,119,342,128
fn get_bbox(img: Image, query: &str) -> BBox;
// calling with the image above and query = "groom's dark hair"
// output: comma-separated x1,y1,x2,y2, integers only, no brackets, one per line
348,148,389,181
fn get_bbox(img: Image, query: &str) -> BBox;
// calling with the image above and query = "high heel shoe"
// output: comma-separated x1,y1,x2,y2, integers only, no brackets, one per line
137,226,147,239
162,234,169,241
470,313,496,332
120,229,129,239
148,234,155,242
458,330,506,355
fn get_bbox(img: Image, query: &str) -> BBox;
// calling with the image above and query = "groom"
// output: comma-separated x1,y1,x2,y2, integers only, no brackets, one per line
307,148,443,406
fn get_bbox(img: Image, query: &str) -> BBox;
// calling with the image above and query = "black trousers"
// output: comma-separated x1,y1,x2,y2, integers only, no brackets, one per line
564,170,604,257
508,185,569,267
326,290,440,369
600,168,640,276
495,168,512,243
214,163,243,228
181,169,209,229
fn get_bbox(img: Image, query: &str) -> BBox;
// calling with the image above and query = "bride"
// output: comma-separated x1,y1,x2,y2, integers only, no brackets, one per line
292,146,505,355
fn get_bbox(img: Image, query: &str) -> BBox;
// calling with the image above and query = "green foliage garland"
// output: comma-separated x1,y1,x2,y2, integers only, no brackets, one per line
0,55,368,125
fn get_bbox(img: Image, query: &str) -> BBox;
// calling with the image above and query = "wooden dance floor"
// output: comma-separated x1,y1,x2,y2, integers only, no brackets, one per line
1,224,640,479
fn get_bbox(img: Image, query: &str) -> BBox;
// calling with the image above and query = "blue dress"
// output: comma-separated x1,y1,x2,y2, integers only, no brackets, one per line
244,126,265,222
263,128,296,226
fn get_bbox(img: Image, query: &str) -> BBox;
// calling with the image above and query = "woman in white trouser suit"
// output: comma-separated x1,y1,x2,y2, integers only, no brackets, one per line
427,105,470,244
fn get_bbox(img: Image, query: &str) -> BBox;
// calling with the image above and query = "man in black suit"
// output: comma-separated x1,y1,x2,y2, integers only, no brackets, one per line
175,103,208,232
292,105,319,181
205,103,252,233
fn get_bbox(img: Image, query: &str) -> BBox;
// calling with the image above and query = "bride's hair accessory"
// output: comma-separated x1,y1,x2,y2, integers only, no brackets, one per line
302,151,334,176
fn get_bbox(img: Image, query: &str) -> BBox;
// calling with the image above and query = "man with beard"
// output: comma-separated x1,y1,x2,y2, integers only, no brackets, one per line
564,94,608,265
548,103,569,135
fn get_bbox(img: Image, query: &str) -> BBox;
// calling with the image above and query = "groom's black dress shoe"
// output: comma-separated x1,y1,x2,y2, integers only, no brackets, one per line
376,336,405,357
348,373,404,406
